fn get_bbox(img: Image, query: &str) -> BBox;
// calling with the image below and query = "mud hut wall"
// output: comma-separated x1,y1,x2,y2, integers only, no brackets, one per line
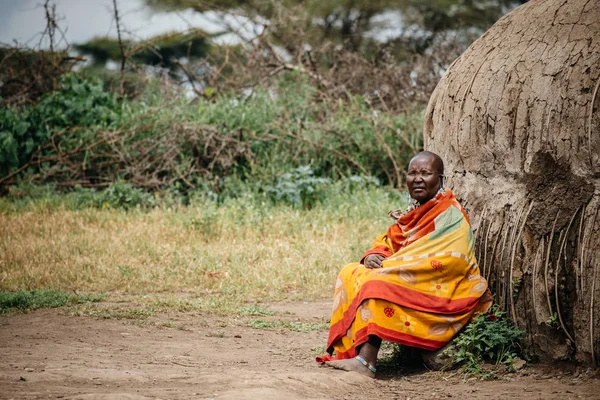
423,0,600,364
462,193,600,364
426,2,600,178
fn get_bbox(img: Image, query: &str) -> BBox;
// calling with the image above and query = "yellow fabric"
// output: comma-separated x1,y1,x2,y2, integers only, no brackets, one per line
320,200,492,360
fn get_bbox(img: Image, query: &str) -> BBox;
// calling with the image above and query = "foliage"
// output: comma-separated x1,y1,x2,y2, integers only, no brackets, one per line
146,0,523,56
74,31,210,70
1,181,158,212
93,181,156,210
0,172,394,214
266,167,382,209
0,74,120,177
0,47,78,107
1,0,520,197
447,305,523,377
139,1,524,116
268,165,330,209
0,289,103,314
1,73,422,194
545,312,560,329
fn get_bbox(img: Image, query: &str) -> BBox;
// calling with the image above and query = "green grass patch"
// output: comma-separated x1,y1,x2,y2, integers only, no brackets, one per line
69,304,154,320
236,304,276,316
150,297,244,315
0,289,103,314
247,319,328,332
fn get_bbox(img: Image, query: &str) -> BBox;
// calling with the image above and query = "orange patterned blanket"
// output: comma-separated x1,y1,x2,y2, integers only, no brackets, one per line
317,190,492,361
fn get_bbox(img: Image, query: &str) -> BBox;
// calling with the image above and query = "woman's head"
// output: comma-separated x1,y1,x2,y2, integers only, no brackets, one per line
406,151,445,204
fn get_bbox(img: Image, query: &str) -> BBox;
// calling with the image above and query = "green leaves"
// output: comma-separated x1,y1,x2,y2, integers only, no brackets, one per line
14,121,30,137
1,72,421,199
94,181,156,210
446,304,524,378
267,165,331,209
0,74,120,177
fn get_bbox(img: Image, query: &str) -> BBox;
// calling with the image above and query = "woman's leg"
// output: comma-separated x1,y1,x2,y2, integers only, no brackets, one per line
323,335,381,378
358,335,382,367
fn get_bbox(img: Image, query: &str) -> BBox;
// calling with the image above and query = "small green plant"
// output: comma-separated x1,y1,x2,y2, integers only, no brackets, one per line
267,165,330,209
0,289,103,313
545,312,559,329
94,181,156,210
446,304,523,378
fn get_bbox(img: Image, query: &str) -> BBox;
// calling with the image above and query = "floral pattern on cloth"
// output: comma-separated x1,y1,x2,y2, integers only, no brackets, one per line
316,190,492,362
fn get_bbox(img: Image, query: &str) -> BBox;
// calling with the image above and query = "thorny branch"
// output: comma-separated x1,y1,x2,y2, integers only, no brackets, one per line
112,0,127,96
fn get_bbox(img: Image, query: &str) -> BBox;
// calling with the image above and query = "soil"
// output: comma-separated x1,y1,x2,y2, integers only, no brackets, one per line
1,300,598,400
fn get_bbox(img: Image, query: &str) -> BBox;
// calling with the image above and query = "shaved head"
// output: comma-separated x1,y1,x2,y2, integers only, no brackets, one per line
406,151,445,203
410,151,444,176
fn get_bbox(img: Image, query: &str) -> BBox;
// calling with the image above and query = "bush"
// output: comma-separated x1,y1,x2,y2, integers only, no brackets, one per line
0,74,120,177
267,165,330,209
93,181,156,210
1,72,422,194
447,304,524,377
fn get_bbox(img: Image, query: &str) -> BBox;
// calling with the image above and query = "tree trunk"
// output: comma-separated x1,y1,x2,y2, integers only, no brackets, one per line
424,0,600,364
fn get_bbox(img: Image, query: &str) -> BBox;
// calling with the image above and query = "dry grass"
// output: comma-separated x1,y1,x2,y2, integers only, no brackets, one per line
0,190,402,309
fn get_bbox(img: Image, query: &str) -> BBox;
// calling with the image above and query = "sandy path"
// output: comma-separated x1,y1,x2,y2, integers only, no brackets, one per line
0,301,598,399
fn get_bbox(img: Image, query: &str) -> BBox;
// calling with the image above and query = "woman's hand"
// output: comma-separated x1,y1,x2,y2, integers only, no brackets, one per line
364,254,385,269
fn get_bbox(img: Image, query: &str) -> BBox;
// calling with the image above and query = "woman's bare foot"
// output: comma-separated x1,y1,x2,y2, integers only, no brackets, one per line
323,358,375,378
321,339,380,378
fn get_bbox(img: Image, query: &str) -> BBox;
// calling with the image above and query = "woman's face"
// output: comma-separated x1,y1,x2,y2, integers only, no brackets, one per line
406,155,442,204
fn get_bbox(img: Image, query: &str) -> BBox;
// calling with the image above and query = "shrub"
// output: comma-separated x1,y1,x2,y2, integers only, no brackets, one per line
267,165,330,209
1,72,422,194
93,181,156,210
447,304,524,377
0,74,120,177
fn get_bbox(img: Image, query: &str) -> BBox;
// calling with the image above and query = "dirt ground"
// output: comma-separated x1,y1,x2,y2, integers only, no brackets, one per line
1,300,598,400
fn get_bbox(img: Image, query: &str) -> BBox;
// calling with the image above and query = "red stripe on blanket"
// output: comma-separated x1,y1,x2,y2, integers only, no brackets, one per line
326,280,481,348
362,280,481,313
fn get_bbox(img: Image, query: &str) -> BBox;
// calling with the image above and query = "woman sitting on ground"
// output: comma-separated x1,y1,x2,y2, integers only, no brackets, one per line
317,151,492,378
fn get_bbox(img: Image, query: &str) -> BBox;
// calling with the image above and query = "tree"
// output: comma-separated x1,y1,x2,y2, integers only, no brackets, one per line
145,0,523,58
424,0,600,364
74,31,210,71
